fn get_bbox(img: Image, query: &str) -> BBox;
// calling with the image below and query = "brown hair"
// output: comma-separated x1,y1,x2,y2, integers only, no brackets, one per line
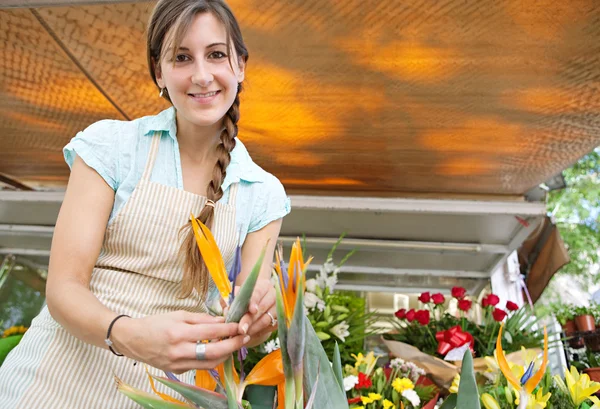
147,0,249,299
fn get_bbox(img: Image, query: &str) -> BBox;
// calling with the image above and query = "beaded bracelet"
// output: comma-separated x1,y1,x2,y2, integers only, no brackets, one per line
105,314,130,357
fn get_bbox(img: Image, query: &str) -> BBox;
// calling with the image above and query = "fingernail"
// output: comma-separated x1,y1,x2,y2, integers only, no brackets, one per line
254,304,260,314
243,335,251,344
241,323,249,334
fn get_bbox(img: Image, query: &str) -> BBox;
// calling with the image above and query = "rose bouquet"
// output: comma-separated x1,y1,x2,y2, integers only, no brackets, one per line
343,351,437,409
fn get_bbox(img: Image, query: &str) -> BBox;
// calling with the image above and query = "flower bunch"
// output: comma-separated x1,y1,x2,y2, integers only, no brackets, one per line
386,287,544,359
343,352,435,409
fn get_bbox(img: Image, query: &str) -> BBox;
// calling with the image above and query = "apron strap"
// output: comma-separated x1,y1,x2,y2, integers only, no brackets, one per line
141,131,162,182
227,183,239,205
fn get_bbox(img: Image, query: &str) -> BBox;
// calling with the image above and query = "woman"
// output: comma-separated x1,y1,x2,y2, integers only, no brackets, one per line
0,0,290,407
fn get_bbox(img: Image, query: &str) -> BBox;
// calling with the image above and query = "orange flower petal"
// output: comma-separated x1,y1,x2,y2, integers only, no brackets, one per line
496,324,521,390
195,369,217,391
190,214,231,299
216,362,240,384
245,350,285,386
524,326,548,394
144,365,187,404
277,382,285,409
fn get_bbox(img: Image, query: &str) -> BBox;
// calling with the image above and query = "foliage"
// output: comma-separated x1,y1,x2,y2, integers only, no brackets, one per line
546,148,600,286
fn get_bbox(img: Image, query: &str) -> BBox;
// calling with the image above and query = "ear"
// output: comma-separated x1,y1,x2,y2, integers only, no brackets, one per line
154,59,166,88
236,57,246,83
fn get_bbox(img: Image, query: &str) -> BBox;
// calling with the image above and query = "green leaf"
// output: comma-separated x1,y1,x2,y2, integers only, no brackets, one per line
153,376,229,409
439,394,457,409
456,351,481,409
315,321,329,328
316,331,331,340
287,274,306,373
332,342,344,393
117,377,194,409
226,244,266,323
331,305,349,313
222,357,239,409
302,321,350,409
275,282,294,409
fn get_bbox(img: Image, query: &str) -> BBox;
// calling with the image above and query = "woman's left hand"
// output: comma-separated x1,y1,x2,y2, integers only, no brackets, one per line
236,278,277,340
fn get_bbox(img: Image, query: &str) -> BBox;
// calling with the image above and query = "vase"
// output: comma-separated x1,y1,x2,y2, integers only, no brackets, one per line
575,315,596,332
245,384,276,409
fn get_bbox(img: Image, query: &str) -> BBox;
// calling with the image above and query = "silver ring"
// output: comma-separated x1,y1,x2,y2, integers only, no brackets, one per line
267,311,277,327
195,341,207,361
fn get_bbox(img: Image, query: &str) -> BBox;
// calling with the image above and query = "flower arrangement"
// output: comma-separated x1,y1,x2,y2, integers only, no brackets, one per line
116,219,349,409
343,351,436,409
386,287,544,359
244,235,378,371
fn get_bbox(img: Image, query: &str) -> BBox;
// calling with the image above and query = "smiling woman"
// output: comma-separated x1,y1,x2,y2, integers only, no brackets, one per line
0,1,290,408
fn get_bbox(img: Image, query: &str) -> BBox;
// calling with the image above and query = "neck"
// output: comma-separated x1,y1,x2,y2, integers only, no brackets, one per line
175,113,223,163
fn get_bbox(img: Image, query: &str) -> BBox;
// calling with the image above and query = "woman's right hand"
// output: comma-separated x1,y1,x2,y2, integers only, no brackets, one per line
112,310,249,374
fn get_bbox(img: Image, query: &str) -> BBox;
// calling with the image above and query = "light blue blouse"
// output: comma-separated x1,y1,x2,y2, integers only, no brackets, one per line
63,107,291,245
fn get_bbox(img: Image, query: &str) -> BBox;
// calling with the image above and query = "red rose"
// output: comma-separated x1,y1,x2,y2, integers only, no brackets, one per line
432,293,445,305
492,308,508,322
506,301,519,311
406,309,416,322
356,372,372,389
415,309,430,325
458,299,472,312
483,294,500,307
383,367,393,380
418,292,431,303
394,308,407,319
348,397,362,404
451,286,467,299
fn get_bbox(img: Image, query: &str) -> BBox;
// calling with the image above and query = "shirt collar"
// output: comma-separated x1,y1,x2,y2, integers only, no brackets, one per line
141,107,265,189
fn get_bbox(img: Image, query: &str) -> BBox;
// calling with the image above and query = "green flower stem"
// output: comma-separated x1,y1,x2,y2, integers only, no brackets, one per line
223,356,239,409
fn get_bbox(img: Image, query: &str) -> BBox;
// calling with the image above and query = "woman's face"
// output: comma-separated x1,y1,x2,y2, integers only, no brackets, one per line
156,12,245,130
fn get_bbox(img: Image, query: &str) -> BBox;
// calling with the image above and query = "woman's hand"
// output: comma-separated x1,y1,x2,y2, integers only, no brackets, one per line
236,278,278,345
113,310,250,374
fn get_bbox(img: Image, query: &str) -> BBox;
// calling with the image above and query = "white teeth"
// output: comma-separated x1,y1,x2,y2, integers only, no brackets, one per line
192,91,218,97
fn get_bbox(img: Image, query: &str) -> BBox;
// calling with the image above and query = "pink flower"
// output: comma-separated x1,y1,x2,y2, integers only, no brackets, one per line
415,310,430,325
506,301,519,311
451,286,467,299
432,293,445,305
418,292,431,303
458,299,472,312
492,308,508,322
395,308,407,319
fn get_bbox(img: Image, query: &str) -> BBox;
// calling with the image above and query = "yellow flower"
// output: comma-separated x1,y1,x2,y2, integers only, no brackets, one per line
368,393,382,401
481,393,500,409
383,399,395,409
526,388,551,409
554,366,600,406
352,351,380,375
449,374,460,394
2,326,28,338
589,395,600,409
360,396,373,405
392,377,414,393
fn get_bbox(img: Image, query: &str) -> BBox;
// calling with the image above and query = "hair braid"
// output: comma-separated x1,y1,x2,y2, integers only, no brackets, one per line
179,88,241,299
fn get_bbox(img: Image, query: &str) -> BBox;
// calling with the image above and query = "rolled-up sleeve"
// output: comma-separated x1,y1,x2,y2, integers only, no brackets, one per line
248,174,291,233
63,120,119,191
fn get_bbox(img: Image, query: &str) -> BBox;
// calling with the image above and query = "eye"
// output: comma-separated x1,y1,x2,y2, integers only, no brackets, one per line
175,54,190,63
209,51,227,59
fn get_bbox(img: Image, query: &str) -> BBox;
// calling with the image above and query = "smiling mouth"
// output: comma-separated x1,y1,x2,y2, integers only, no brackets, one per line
189,91,220,97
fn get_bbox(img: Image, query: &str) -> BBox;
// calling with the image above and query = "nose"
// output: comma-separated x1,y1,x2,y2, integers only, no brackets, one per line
191,60,213,87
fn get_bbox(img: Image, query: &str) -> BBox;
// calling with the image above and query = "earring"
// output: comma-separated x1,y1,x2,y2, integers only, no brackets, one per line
159,88,165,98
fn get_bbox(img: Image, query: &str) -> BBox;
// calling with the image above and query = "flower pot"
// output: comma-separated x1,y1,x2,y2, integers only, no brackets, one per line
245,384,276,409
585,368,600,384
585,330,600,352
575,315,596,332
562,319,577,334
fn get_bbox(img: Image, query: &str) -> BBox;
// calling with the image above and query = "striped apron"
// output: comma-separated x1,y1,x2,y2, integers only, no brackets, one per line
0,131,239,408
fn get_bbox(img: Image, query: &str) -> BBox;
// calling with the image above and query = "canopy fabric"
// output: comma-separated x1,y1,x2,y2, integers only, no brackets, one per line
1,0,599,195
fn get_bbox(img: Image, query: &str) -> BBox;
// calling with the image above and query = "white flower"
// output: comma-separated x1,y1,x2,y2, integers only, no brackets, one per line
305,278,318,293
316,300,326,311
390,357,405,369
343,375,359,391
401,389,420,407
304,292,322,310
330,321,350,342
263,339,279,354
325,272,338,294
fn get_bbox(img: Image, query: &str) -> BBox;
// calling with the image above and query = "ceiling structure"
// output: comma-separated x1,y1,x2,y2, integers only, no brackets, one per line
1,0,599,195
0,0,598,296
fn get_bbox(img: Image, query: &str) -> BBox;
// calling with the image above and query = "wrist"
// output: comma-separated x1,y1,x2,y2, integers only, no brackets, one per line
110,315,135,357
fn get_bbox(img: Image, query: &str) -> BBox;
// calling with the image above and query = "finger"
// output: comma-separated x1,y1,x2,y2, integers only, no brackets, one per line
238,313,253,335
247,312,275,336
173,356,229,373
249,285,268,314
186,322,240,342
180,311,225,325
190,335,250,361
256,290,276,317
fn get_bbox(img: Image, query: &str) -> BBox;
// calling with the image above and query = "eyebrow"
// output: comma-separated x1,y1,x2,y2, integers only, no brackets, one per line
167,42,227,52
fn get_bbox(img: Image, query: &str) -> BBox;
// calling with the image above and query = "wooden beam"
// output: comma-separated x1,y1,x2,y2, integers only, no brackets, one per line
0,0,150,8
0,173,34,191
